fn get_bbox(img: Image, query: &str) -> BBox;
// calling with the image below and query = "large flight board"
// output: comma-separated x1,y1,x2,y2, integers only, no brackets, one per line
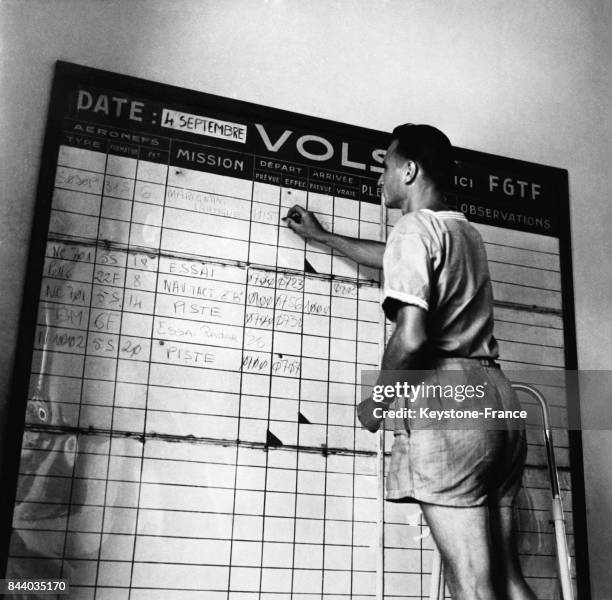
1,62,588,599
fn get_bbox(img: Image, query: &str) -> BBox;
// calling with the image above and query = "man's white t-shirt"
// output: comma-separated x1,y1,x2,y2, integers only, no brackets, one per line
382,208,499,359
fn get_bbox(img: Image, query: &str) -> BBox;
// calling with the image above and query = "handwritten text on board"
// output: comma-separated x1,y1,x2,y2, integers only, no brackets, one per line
161,108,247,143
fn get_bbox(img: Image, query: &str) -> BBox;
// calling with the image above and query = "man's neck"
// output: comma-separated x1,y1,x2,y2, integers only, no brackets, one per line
401,184,447,214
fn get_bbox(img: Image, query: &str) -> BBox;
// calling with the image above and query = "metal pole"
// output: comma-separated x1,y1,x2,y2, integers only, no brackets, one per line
376,429,385,600
376,201,388,600
512,383,575,600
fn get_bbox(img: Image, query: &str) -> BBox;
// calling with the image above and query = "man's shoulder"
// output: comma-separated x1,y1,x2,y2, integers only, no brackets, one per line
390,209,458,242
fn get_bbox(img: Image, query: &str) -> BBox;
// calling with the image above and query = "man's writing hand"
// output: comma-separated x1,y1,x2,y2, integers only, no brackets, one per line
283,205,327,242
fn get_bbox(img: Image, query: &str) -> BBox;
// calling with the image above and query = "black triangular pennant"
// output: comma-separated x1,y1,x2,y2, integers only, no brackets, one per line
298,412,311,424
304,258,317,274
266,429,283,447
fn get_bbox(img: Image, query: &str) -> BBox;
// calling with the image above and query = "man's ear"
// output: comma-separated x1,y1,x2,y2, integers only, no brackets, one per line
403,159,418,184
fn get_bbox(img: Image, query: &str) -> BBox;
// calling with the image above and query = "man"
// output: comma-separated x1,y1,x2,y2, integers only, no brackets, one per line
284,124,537,600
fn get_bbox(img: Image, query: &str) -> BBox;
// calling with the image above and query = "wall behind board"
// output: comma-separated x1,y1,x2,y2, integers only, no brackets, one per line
1,0,611,596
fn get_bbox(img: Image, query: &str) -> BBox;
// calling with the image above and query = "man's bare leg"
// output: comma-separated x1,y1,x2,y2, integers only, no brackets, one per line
489,506,538,599
421,503,496,600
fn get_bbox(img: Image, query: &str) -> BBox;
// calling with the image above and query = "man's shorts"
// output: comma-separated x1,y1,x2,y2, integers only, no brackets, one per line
385,358,527,507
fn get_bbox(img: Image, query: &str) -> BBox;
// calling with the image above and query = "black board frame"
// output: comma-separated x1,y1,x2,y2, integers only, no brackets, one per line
0,61,590,598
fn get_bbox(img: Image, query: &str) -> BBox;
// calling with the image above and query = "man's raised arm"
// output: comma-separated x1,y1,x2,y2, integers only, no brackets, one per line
283,205,385,269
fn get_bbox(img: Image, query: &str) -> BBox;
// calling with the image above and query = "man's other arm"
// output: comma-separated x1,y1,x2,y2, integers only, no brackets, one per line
283,204,385,269
358,302,428,432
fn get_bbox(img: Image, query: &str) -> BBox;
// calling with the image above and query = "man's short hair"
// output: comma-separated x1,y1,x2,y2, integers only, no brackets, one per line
391,124,453,188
